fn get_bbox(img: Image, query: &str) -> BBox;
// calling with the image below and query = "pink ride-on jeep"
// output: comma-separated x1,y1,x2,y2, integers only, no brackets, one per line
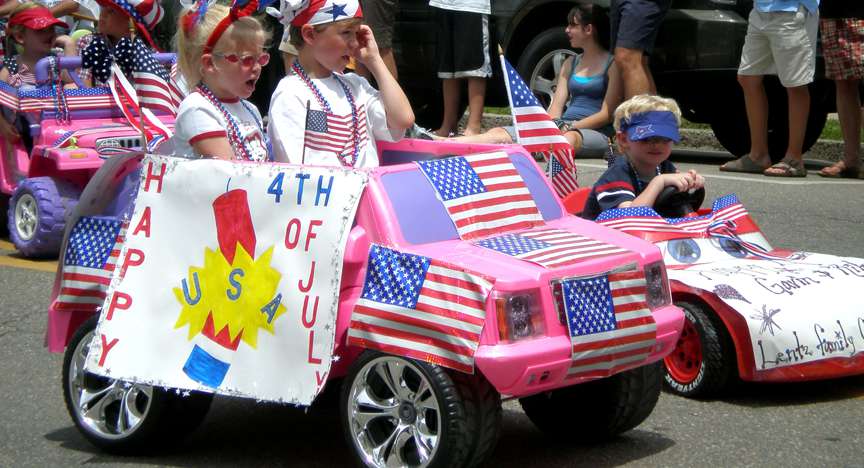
47,140,684,466
0,54,175,257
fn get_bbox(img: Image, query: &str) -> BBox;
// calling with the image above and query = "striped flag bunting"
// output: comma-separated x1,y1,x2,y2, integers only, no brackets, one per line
304,108,369,157
0,81,18,110
347,244,492,373
18,87,115,112
596,194,756,241
561,269,656,379
54,217,127,311
475,227,628,269
416,152,544,240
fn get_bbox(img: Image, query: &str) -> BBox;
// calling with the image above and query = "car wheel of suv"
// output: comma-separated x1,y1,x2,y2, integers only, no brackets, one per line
516,28,575,109
341,351,501,467
63,316,213,454
519,362,662,441
709,79,827,163
663,301,735,398
8,177,80,258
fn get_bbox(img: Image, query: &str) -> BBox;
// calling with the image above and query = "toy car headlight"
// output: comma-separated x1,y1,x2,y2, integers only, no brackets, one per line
644,261,671,310
496,291,544,342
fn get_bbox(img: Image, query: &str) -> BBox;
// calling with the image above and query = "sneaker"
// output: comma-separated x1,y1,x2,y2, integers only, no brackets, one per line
407,124,438,141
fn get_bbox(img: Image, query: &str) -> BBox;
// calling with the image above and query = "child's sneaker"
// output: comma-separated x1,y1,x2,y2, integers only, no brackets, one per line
407,124,439,140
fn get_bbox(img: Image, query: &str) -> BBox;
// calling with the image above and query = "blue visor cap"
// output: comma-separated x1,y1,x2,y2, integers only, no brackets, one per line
622,111,680,143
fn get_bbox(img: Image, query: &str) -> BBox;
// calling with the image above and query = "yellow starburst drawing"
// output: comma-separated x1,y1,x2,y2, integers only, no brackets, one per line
173,244,286,348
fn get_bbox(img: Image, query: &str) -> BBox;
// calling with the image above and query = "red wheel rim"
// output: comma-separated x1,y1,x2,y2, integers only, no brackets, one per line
664,316,703,384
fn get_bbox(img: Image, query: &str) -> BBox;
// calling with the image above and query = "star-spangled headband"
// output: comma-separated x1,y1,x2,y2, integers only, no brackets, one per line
621,110,680,143
8,6,68,30
272,0,362,27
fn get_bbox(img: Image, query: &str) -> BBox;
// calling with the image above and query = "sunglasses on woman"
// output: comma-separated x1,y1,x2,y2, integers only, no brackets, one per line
213,52,270,68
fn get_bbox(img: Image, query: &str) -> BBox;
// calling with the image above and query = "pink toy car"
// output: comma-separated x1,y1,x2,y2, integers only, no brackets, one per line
47,141,684,466
0,55,175,257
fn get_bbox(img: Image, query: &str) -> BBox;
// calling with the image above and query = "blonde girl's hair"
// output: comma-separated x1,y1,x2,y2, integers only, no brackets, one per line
174,4,272,85
613,94,682,133
6,2,42,55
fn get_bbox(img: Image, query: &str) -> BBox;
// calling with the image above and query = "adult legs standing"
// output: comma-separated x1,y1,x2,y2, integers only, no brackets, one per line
609,0,671,98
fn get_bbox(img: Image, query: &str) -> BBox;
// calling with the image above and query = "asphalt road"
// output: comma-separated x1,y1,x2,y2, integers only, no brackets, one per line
0,154,862,467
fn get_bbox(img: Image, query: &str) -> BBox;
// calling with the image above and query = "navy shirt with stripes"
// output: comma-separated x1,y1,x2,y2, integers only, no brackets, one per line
581,156,677,220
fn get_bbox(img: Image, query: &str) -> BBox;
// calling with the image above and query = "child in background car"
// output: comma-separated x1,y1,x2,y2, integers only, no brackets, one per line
267,0,414,168
0,3,72,143
581,94,705,220
67,0,164,87
172,1,270,161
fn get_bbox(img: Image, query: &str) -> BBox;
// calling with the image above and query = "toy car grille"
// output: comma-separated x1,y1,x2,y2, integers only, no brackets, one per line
96,137,142,151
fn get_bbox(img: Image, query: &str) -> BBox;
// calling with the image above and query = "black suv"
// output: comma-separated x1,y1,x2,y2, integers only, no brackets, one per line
392,0,832,161
158,0,832,162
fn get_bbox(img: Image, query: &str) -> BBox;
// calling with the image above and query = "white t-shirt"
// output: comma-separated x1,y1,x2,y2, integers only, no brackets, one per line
172,92,268,161
268,72,402,168
428,0,491,15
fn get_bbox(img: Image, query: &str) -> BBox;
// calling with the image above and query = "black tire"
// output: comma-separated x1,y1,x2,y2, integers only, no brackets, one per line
515,28,575,109
340,351,501,467
709,78,827,163
663,302,736,398
519,362,662,441
62,316,213,454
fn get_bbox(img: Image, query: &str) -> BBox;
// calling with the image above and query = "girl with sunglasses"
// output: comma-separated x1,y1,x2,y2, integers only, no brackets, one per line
172,1,271,161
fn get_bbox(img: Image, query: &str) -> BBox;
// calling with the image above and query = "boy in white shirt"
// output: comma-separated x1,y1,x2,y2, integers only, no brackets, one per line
267,0,414,168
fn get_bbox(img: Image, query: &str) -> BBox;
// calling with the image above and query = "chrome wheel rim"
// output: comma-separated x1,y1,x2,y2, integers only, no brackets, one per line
529,49,576,108
67,329,153,439
347,356,441,468
14,193,38,241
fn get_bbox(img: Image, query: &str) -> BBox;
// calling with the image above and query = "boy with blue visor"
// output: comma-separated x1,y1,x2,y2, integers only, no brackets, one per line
581,94,705,220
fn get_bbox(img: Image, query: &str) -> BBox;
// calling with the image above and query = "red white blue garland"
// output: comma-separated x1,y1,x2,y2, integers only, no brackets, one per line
196,82,266,161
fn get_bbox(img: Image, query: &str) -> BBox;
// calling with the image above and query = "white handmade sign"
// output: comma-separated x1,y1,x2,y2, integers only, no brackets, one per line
668,253,864,371
84,155,367,405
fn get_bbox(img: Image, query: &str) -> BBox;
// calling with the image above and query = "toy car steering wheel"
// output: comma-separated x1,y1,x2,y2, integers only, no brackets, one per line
654,185,705,218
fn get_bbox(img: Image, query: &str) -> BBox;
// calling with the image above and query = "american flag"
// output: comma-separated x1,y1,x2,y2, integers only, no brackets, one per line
596,194,756,242
122,38,183,115
500,55,572,156
304,108,368,157
18,87,115,112
347,245,492,374
416,152,543,240
545,149,579,198
476,227,627,269
54,217,126,311
0,81,18,109
562,269,656,380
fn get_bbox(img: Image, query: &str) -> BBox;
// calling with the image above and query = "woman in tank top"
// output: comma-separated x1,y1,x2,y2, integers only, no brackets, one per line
425,4,622,158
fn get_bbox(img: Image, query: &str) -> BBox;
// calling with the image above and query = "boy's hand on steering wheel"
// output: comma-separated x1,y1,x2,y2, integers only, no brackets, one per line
660,172,696,193
351,25,380,65
685,169,705,191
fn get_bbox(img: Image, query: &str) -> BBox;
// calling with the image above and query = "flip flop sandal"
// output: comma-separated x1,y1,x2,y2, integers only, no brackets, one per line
764,158,807,177
719,155,769,174
818,161,861,178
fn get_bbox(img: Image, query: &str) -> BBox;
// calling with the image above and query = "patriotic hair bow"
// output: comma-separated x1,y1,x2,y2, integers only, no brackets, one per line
180,0,263,53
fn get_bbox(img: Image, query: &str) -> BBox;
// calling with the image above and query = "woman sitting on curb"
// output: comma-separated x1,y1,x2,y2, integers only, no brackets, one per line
424,4,622,158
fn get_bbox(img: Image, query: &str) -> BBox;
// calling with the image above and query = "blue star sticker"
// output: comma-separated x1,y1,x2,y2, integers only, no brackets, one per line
324,3,348,20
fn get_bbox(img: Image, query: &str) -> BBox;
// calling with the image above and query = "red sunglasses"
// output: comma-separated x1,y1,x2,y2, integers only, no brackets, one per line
213,52,270,68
